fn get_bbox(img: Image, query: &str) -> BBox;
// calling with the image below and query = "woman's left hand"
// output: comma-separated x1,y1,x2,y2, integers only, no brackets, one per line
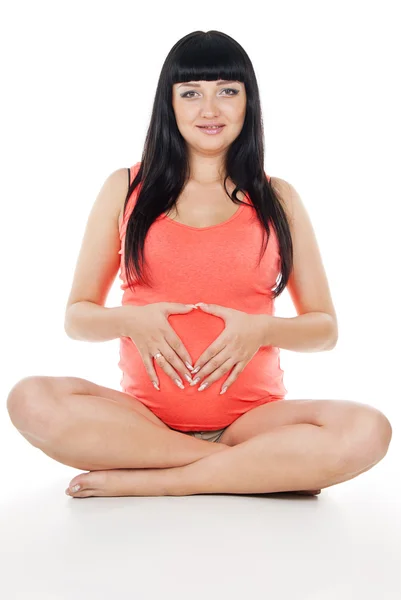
189,303,267,395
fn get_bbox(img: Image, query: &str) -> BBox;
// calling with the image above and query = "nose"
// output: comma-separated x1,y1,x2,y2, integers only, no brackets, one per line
200,95,220,115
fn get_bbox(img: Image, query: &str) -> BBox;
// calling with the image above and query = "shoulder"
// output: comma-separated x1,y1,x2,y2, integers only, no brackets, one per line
269,176,298,223
95,168,129,222
92,167,128,232
107,167,131,228
269,175,320,245
108,166,130,189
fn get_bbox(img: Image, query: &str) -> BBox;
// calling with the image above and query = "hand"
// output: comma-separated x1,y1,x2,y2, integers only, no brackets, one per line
122,302,197,390
190,303,266,394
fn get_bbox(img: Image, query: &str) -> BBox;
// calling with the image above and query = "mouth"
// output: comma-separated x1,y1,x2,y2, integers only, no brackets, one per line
196,125,225,135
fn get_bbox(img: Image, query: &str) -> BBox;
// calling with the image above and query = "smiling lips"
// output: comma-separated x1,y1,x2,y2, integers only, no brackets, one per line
197,125,225,134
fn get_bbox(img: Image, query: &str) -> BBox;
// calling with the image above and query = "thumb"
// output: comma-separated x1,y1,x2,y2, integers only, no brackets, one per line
165,303,198,314
195,302,226,317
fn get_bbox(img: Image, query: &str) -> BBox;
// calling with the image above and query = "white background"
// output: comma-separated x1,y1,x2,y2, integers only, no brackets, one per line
1,2,401,598
2,3,400,472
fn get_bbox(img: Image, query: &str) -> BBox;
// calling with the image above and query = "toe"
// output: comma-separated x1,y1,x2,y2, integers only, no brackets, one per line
67,472,91,494
67,481,83,494
67,471,107,495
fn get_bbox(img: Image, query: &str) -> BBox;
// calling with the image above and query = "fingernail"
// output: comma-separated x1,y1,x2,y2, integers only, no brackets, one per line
198,382,208,392
220,386,228,395
185,361,194,370
184,373,192,383
175,378,185,389
190,377,201,386
70,484,81,492
191,366,201,374
152,381,160,391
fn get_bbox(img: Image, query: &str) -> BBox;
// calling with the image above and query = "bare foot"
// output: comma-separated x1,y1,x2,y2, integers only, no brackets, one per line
65,469,321,499
65,468,176,498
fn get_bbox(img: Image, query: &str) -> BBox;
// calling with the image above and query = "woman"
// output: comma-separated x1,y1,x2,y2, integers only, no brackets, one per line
7,30,392,498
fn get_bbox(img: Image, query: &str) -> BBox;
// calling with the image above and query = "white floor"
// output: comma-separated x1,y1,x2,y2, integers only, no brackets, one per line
1,427,400,600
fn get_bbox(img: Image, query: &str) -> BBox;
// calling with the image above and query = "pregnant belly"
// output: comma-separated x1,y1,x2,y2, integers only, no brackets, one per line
118,313,287,429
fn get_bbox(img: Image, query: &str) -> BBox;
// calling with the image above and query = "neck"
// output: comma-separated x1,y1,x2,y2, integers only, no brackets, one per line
187,154,226,186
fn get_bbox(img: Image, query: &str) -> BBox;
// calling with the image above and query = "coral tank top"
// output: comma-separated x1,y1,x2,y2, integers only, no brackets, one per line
118,162,287,431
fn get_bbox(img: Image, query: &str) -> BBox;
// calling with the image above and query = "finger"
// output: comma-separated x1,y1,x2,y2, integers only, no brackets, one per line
163,302,197,314
193,357,236,391
219,362,245,394
164,329,195,372
142,354,160,390
153,342,190,389
190,335,228,374
163,342,193,384
161,335,194,382
191,348,230,384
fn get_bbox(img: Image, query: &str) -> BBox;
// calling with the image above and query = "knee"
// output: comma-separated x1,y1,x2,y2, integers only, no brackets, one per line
6,376,55,434
342,406,393,471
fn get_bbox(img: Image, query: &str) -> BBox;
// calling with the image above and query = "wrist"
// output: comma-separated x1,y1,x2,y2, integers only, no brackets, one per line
256,314,272,347
116,305,138,338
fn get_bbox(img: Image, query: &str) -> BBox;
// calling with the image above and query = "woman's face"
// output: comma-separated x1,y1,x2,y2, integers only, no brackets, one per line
172,79,247,152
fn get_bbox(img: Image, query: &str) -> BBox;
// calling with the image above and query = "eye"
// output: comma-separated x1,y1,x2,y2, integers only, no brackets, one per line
180,88,240,99
221,88,240,96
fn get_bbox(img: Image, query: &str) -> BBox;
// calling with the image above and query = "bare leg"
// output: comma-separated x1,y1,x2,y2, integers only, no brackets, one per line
8,389,228,471
65,422,386,497
175,423,383,495
8,382,321,497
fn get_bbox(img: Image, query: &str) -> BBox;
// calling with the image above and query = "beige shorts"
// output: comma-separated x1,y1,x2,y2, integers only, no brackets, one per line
174,427,227,443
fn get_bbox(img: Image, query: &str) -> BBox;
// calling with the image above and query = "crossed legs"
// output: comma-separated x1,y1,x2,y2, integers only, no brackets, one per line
6,376,393,497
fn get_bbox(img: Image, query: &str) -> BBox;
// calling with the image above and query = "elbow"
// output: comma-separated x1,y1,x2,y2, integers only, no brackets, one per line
64,305,78,339
64,316,77,340
64,315,71,338
64,324,74,339
325,318,338,351
325,336,338,351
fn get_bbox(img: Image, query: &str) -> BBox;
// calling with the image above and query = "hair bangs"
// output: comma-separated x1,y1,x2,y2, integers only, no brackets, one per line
169,32,247,86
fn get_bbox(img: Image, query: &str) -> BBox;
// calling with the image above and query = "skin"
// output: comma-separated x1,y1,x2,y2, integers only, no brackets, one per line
66,81,326,497
8,78,391,499
171,78,247,187
31,78,382,498
64,80,325,496
65,80,324,497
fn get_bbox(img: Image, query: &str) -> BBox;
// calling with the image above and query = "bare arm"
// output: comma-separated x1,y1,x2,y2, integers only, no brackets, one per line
266,178,338,353
64,168,131,342
64,301,134,342
259,312,338,352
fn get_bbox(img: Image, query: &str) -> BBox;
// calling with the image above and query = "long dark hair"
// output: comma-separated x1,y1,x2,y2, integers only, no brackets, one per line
122,30,293,300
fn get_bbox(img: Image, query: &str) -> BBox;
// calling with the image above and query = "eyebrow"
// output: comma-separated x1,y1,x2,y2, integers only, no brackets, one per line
177,80,239,89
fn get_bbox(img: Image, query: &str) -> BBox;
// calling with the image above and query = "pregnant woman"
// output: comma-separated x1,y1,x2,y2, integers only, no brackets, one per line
7,30,392,498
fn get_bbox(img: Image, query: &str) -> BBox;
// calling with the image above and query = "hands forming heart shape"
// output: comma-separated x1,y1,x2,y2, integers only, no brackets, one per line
188,303,269,395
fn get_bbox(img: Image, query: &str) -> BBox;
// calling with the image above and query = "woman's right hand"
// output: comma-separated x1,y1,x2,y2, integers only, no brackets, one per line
122,302,197,390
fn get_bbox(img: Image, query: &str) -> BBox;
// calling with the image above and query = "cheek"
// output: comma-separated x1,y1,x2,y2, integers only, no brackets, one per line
225,103,246,122
176,108,198,127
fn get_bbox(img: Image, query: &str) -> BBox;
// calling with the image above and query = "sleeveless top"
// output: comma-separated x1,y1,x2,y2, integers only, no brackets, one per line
117,162,287,431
